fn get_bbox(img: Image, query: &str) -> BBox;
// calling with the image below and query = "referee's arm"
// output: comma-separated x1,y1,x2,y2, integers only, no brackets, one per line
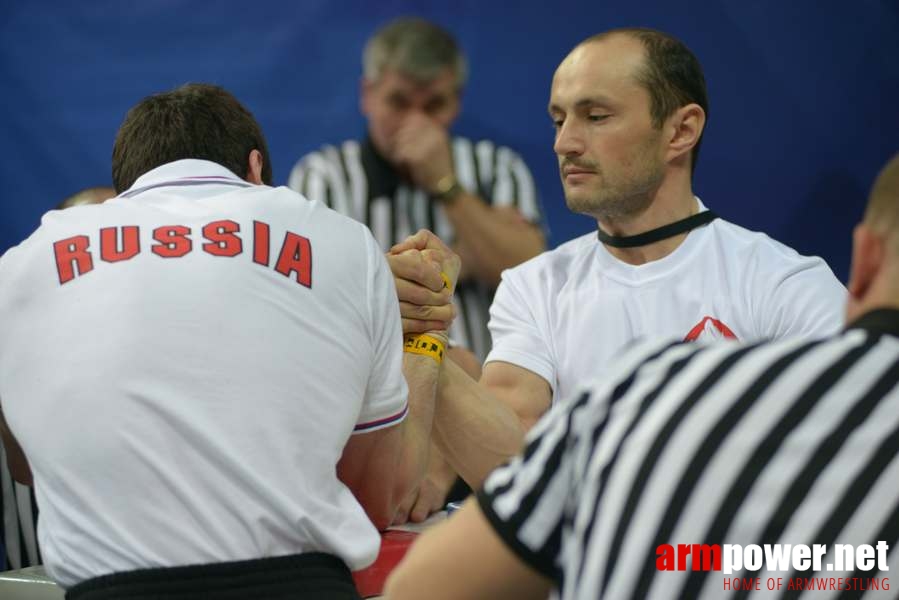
446,194,545,287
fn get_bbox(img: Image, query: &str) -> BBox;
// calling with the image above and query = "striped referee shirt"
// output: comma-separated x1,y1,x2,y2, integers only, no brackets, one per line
1,445,39,570
479,308,899,599
287,136,543,361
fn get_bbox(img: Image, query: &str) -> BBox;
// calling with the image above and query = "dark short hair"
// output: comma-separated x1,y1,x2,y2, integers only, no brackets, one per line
112,83,272,192
588,28,709,175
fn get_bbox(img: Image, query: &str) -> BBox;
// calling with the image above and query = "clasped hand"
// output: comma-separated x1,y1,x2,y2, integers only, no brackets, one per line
387,229,461,334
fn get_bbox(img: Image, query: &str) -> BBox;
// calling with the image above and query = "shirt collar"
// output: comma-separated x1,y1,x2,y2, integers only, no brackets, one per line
846,307,899,338
121,159,251,198
359,136,404,199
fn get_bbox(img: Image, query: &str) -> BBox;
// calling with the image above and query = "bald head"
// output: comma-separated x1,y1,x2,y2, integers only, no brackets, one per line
574,28,709,175
846,152,899,321
865,153,899,250
57,187,116,210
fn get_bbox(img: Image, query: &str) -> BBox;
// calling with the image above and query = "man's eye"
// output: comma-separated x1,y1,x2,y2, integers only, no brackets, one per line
589,114,610,122
425,99,447,114
388,96,409,110
552,119,564,129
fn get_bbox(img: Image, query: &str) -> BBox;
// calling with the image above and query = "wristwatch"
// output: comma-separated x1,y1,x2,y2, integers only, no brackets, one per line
430,174,464,204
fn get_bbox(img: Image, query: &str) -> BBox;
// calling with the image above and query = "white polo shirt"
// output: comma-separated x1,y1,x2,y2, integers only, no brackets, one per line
487,203,847,402
0,160,407,587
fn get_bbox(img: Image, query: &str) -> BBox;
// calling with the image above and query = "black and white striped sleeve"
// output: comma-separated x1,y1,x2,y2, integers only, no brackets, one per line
468,139,543,225
287,146,353,216
1,444,40,569
477,393,583,580
477,337,685,581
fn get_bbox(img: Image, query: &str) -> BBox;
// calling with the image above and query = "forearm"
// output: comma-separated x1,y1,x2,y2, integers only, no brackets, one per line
426,444,461,494
393,441,462,525
432,358,525,490
0,406,32,486
444,194,545,286
394,349,443,505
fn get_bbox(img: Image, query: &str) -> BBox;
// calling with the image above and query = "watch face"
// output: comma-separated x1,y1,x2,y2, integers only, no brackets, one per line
433,179,463,204
433,174,458,195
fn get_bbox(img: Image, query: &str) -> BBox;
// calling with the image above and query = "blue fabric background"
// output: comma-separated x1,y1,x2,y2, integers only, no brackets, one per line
1,0,896,282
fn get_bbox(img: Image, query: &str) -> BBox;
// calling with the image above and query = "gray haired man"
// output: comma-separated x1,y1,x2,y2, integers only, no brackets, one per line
289,17,546,525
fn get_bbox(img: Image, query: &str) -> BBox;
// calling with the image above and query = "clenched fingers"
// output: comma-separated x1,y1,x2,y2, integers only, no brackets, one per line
387,249,445,293
390,229,453,256
399,301,455,323
393,277,451,307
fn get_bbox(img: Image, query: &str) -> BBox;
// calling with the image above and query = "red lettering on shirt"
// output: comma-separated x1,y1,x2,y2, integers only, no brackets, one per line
253,220,270,266
100,226,140,263
53,235,93,284
50,221,313,288
152,225,192,258
274,232,312,288
202,220,242,257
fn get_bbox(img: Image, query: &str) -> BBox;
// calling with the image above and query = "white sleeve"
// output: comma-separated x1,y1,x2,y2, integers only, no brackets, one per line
354,230,409,433
485,267,556,391
759,256,847,340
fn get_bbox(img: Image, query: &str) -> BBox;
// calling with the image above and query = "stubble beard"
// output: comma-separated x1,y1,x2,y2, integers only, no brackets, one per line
564,156,665,220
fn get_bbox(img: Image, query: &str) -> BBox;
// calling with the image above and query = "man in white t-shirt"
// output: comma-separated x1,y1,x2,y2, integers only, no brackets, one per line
0,83,459,600
391,27,845,489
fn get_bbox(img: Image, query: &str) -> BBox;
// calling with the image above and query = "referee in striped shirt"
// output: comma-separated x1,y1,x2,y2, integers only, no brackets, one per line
288,18,545,524
288,17,545,367
385,152,899,599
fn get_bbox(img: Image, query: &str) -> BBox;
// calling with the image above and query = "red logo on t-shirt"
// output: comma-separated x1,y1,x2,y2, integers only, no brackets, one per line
684,316,737,342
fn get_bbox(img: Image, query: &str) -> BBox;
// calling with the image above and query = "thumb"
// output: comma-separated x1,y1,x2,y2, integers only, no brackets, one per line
390,229,439,254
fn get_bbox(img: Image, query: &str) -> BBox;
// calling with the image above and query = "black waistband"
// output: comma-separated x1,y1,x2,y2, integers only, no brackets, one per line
66,552,361,600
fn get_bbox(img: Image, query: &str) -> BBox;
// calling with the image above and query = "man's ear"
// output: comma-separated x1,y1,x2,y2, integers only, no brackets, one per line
446,91,463,125
360,76,374,117
246,149,264,185
847,223,885,303
665,103,705,163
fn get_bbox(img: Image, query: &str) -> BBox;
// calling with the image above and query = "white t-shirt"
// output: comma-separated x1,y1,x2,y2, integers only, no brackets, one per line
486,205,847,402
0,160,407,587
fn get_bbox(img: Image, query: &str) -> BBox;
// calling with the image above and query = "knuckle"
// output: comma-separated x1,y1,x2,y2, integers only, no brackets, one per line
398,302,417,318
410,287,429,305
395,281,414,303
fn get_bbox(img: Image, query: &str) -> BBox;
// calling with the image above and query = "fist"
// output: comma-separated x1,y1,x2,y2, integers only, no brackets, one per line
392,114,454,192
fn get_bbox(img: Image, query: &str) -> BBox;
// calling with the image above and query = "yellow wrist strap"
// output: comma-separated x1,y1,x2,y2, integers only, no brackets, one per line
403,334,446,363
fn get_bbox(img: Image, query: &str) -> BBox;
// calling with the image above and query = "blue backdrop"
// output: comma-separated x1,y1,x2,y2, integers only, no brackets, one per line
1,1,896,282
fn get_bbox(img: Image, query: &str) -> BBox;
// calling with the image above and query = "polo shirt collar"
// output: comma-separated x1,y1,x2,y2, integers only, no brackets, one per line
121,159,252,198
359,136,404,199
847,307,899,338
